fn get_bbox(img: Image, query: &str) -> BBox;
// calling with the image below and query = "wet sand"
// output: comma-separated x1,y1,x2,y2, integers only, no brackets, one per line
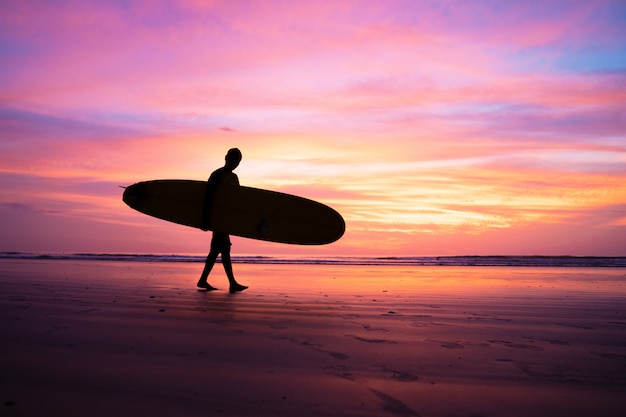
1,259,625,416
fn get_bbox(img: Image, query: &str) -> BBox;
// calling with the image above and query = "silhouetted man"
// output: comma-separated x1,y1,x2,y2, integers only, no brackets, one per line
197,148,248,293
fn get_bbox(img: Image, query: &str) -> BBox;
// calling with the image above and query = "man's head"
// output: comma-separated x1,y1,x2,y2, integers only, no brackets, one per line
225,148,242,170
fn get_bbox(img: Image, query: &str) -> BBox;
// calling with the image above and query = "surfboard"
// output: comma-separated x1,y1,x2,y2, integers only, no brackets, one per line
122,180,345,245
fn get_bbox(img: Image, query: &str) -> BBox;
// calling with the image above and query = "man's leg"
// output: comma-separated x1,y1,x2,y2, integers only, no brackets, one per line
221,251,247,293
197,250,219,290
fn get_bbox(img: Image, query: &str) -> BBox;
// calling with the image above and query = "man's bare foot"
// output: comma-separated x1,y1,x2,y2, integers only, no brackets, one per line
229,283,248,293
197,281,218,291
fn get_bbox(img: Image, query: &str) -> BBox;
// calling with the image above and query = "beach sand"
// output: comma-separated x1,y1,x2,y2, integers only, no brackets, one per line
1,259,625,416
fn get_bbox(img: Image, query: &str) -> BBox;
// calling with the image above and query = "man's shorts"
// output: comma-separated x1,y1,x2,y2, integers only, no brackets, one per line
210,232,232,253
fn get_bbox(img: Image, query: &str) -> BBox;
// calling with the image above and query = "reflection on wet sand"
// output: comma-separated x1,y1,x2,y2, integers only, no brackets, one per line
2,260,625,416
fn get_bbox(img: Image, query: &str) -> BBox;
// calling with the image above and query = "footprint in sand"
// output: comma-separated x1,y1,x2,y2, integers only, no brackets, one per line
301,340,350,360
488,340,543,351
269,335,350,360
464,313,512,322
440,341,464,349
324,365,354,380
345,334,398,344
410,321,446,328
427,339,464,349
555,322,595,330
369,388,420,417
349,321,390,333
518,363,579,382
522,336,570,346
377,365,419,382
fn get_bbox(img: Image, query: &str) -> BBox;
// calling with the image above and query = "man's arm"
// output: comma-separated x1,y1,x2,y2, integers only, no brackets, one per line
201,172,220,231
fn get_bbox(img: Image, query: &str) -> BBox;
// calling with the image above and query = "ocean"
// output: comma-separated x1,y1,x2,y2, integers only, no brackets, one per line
1,251,625,267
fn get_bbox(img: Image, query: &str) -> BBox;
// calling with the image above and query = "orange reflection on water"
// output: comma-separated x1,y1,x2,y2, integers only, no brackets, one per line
234,264,624,295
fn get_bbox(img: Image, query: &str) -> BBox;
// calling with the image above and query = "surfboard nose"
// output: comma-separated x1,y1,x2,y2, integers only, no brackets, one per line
122,182,142,208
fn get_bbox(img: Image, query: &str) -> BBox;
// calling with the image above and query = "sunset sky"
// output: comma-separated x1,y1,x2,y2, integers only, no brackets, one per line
1,0,625,257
